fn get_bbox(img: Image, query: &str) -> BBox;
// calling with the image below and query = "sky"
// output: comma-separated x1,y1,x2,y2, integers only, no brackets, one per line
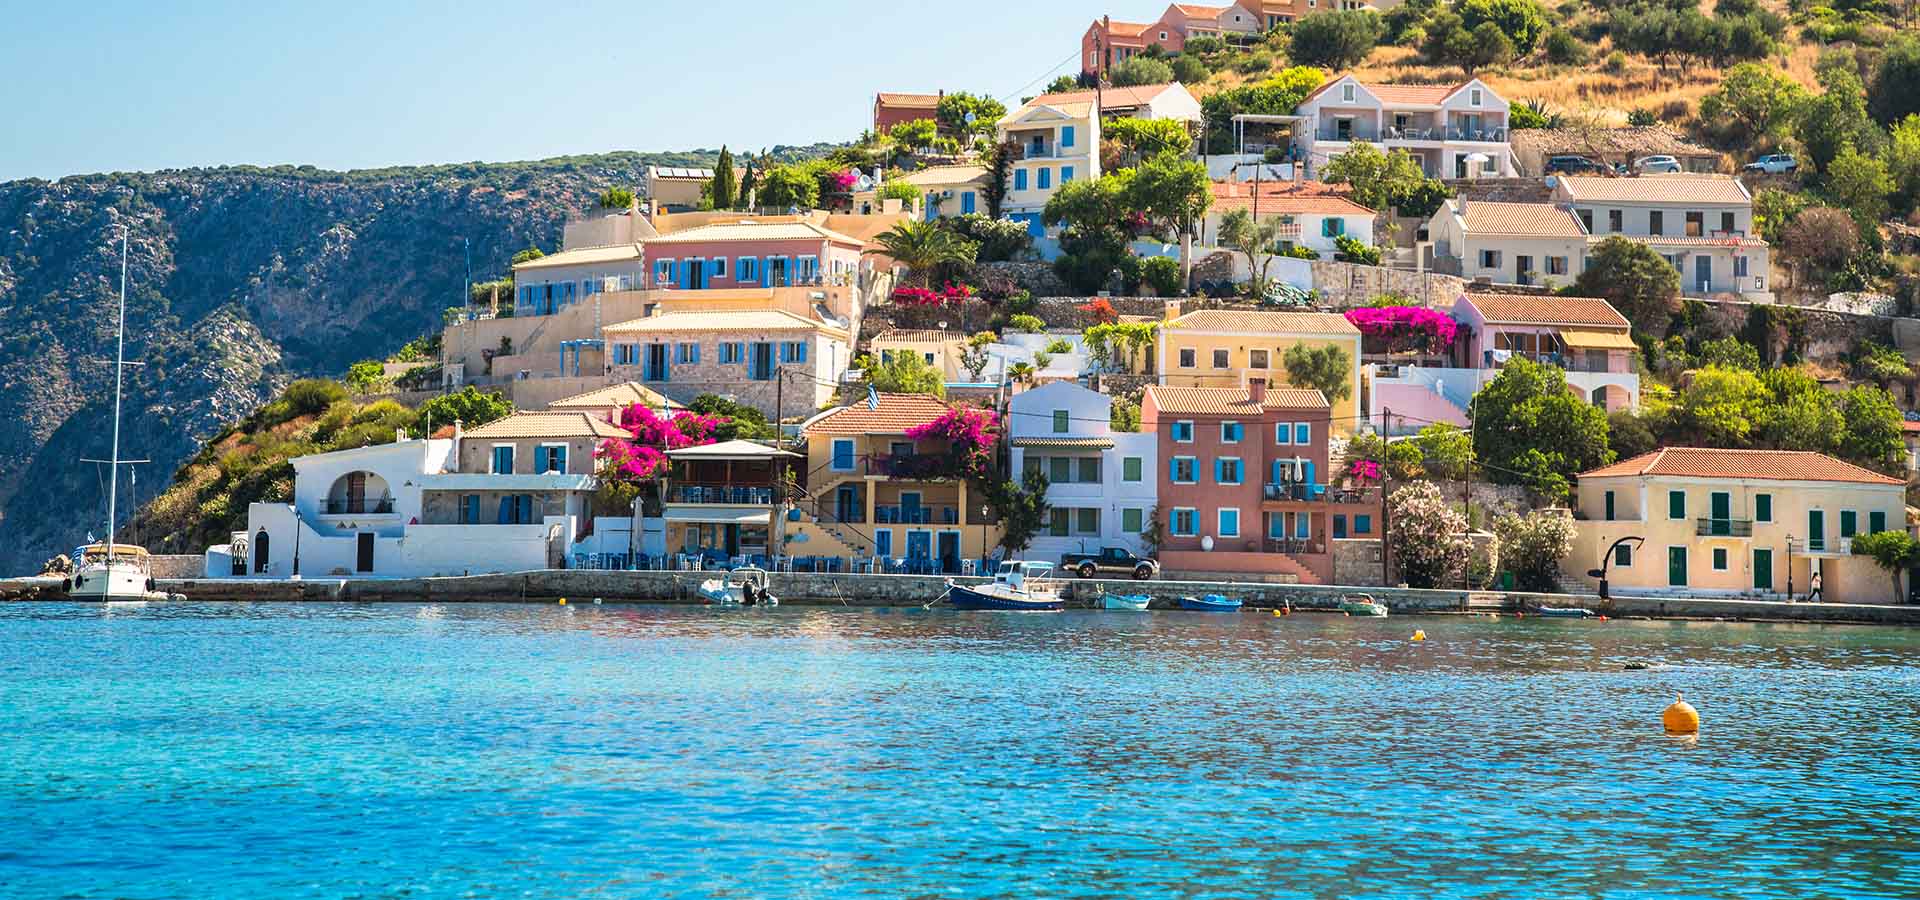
0,0,1132,182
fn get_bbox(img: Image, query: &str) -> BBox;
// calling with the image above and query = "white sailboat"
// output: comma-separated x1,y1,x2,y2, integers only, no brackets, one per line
68,228,157,602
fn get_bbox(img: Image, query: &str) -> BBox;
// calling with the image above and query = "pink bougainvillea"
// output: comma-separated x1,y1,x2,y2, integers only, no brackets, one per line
1348,458,1382,483
1344,306,1461,353
831,169,859,192
595,404,726,481
905,405,1000,480
890,282,976,308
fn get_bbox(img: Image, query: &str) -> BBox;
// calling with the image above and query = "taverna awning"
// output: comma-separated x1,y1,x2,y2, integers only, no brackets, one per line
665,440,801,460
1559,329,1637,350
664,508,772,525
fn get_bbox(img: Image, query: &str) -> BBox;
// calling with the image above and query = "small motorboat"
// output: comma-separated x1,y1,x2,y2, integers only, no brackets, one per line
1534,605,1595,619
1099,593,1152,611
698,566,778,607
947,561,1065,611
1178,594,1242,612
1339,593,1389,617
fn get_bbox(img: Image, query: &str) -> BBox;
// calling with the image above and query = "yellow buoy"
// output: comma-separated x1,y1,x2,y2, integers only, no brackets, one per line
1272,609,1283,617
558,598,568,606
1412,630,1426,642
1662,693,1700,734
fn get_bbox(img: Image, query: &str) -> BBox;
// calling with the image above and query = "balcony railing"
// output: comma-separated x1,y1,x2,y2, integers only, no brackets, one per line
1792,538,1851,556
1265,537,1329,556
325,497,395,515
1695,517,1755,537
874,504,962,526
1318,126,1509,143
1265,484,1377,504
669,484,777,505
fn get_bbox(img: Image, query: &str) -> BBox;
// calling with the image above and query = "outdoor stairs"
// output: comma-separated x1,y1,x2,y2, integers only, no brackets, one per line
1268,552,1325,585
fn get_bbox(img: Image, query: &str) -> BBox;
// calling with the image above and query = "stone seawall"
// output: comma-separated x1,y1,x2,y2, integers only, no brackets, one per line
128,571,1920,626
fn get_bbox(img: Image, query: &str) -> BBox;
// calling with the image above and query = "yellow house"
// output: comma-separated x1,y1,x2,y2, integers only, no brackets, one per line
851,165,992,219
869,329,966,380
1155,307,1364,434
792,393,1001,572
1571,447,1910,604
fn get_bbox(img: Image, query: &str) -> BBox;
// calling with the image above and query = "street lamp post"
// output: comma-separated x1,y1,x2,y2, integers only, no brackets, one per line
1586,536,1644,601
290,506,303,579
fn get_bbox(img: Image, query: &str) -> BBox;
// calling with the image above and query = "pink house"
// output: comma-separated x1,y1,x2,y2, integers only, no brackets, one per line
1451,292,1639,410
1142,380,1381,584
1081,5,1261,77
643,221,869,290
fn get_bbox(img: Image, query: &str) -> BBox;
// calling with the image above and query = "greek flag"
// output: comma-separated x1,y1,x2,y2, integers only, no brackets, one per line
867,384,880,410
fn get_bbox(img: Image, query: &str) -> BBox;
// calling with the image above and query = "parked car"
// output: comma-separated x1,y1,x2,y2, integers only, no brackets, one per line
1634,155,1682,173
1545,155,1608,175
1744,153,1798,174
1061,547,1159,580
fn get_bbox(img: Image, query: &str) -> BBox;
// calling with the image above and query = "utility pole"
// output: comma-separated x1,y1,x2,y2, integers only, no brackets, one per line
773,364,784,450
1380,406,1391,588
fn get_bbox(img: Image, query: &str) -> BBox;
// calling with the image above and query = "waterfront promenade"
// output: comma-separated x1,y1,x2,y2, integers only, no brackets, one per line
7,569,1918,625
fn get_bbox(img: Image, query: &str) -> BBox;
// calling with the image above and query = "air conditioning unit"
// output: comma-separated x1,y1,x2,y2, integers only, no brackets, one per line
939,190,954,199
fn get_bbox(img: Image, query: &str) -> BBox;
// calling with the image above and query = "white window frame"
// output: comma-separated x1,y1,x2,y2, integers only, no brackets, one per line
1219,507,1241,538
537,442,569,474
1174,421,1195,443
1172,455,1199,484
1171,507,1199,537
490,443,516,475
830,438,856,472
1218,456,1243,485
1221,421,1241,444
1276,422,1293,445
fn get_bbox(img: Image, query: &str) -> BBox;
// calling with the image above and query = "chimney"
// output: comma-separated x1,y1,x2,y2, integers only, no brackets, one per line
396,427,408,443
453,419,464,441
1163,299,1183,322
1248,377,1267,405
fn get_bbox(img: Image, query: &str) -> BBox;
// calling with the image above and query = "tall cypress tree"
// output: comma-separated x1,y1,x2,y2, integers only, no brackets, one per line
710,146,738,211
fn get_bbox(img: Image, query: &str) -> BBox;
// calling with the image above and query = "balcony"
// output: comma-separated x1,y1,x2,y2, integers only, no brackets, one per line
1264,484,1377,504
1264,537,1328,556
1445,126,1508,142
1695,517,1755,537
1013,144,1073,160
668,484,778,505
874,504,963,526
324,497,395,515
1792,538,1852,557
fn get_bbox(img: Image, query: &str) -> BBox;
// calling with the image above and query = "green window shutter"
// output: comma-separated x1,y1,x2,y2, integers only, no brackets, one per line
1871,510,1887,533
1755,494,1772,523
1840,510,1857,537
1123,507,1143,533
1123,457,1142,482
1668,490,1686,520
1052,410,1069,433
1049,457,1071,483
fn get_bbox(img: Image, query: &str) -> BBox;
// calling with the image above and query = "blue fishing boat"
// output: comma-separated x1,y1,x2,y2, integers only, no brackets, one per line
1099,593,1152,611
1178,594,1242,612
947,561,1066,611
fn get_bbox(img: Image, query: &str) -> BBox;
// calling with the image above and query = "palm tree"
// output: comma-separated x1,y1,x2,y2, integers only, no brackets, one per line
1219,208,1290,298
866,220,979,287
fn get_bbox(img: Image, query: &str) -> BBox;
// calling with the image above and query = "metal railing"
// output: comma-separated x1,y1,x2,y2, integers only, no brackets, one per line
668,485,777,505
1265,537,1328,555
1265,484,1378,504
324,497,395,515
1695,517,1755,537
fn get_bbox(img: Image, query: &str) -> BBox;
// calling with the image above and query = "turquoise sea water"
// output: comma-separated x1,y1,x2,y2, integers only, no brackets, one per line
2,603,1918,899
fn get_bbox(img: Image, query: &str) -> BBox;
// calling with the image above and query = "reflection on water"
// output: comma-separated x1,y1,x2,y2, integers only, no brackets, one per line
3,603,1919,899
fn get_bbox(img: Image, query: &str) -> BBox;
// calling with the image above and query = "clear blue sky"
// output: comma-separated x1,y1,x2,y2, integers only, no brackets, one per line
1,0,1134,182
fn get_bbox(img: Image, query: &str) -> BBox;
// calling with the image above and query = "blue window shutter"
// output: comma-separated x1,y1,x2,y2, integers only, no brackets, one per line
796,341,807,362
1304,460,1316,485
1214,459,1223,482
1062,125,1075,148
962,192,976,214
1015,169,1028,191
1296,423,1310,445
533,446,547,473
760,258,771,288
1169,459,1178,480
1039,168,1051,190
1271,460,1282,484
496,497,512,524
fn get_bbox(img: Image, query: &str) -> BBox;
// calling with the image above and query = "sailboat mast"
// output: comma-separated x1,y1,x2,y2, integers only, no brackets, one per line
106,228,128,562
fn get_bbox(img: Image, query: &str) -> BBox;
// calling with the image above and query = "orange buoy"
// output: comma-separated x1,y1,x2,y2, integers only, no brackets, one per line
1662,693,1700,734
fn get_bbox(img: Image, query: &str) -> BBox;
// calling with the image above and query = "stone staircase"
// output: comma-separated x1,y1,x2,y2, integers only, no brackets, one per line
1268,552,1326,585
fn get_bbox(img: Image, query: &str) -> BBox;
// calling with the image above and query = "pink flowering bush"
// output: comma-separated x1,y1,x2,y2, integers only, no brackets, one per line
904,405,1000,481
1386,480,1473,588
890,282,975,308
831,169,859,192
595,404,726,481
1345,306,1460,354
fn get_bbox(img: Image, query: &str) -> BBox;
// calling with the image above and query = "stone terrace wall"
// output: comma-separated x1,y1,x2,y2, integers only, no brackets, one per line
861,296,1168,340
1308,262,1465,309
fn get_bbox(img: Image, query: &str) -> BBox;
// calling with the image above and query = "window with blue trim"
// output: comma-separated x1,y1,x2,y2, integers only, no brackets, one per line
654,260,673,286
738,257,757,282
1221,422,1243,443
1171,457,1197,483
1322,218,1346,237
713,258,726,278
1276,423,1293,445
1354,514,1372,535
1061,125,1076,148
961,192,976,214
1219,508,1240,538
491,445,514,475
1294,423,1311,445
1217,458,1243,485
831,439,855,470
1061,166,1074,183
1015,169,1028,191
1172,421,1194,442
1037,168,1051,190
1171,508,1198,536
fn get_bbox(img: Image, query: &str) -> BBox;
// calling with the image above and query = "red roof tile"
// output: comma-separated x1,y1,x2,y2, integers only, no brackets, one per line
1579,448,1904,485
1147,385,1329,417
1210,179,1377,217
1462,293,1629,328
805,393,954,435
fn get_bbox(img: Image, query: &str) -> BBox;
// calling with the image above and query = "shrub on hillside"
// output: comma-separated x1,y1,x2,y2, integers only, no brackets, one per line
1140,255,1182,296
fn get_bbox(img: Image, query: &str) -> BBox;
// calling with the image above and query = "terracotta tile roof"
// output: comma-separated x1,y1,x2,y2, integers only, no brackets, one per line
871,329,959,343
1597,234,1769,249
512,244,642,271
547,382,678,411
463,412,629,440
1148,385,1329,416
1302,75,1468,107
1101,19,1154,38
603,309,844,336
1011,437,1118,449
805,394,953,435
430,425,458,439
1579,448,1905,485
1458,200,1586,237
645,220,864,246
1031,83,1181,110
1166,308,1361,336
1461,293,1629,328
898,165,990,187
1210,180,1377,217
876,92,942,108
1558,174,1750,205
1173,4,1232,15
1903,419,1920,434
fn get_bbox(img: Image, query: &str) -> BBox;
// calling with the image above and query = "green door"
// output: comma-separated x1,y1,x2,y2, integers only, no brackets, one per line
1753,549,1773,591
1808,510,1826,552
1668,546,1688,586
1710,492,1730,535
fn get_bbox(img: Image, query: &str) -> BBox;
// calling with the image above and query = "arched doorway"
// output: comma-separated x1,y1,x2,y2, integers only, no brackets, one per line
253,529,271,574
326,471,394,515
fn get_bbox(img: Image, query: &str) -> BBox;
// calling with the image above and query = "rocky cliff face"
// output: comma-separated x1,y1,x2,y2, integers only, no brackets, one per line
0,152,704,573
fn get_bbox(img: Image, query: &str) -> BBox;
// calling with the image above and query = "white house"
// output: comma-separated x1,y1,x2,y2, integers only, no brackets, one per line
1294,74,1516,179
1552,174,1770,299
1199,179,1378,259
206,413,626,578
1425,199,1586,287
1007,381,1159,559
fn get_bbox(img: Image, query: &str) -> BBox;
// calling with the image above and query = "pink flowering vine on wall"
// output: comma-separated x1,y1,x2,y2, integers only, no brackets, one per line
904,405,1000,481
1344,306,1461,354
595,404,727,481
890,282,975,308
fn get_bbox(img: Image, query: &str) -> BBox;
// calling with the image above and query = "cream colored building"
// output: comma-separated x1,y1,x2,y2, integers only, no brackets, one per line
601,308,850,419
1552,174,1769,299
852,165,992,219
1425,199,1586,288
1571,447,1910,604
1154,306,1363,433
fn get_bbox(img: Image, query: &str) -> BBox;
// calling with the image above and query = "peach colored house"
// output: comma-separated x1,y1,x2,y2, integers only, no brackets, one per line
1570,448,1910,604
1142,381,1381,583
1080,5,1262,77
642,221,867,290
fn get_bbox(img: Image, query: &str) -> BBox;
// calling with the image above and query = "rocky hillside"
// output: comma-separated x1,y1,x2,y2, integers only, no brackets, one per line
0,151,720,574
